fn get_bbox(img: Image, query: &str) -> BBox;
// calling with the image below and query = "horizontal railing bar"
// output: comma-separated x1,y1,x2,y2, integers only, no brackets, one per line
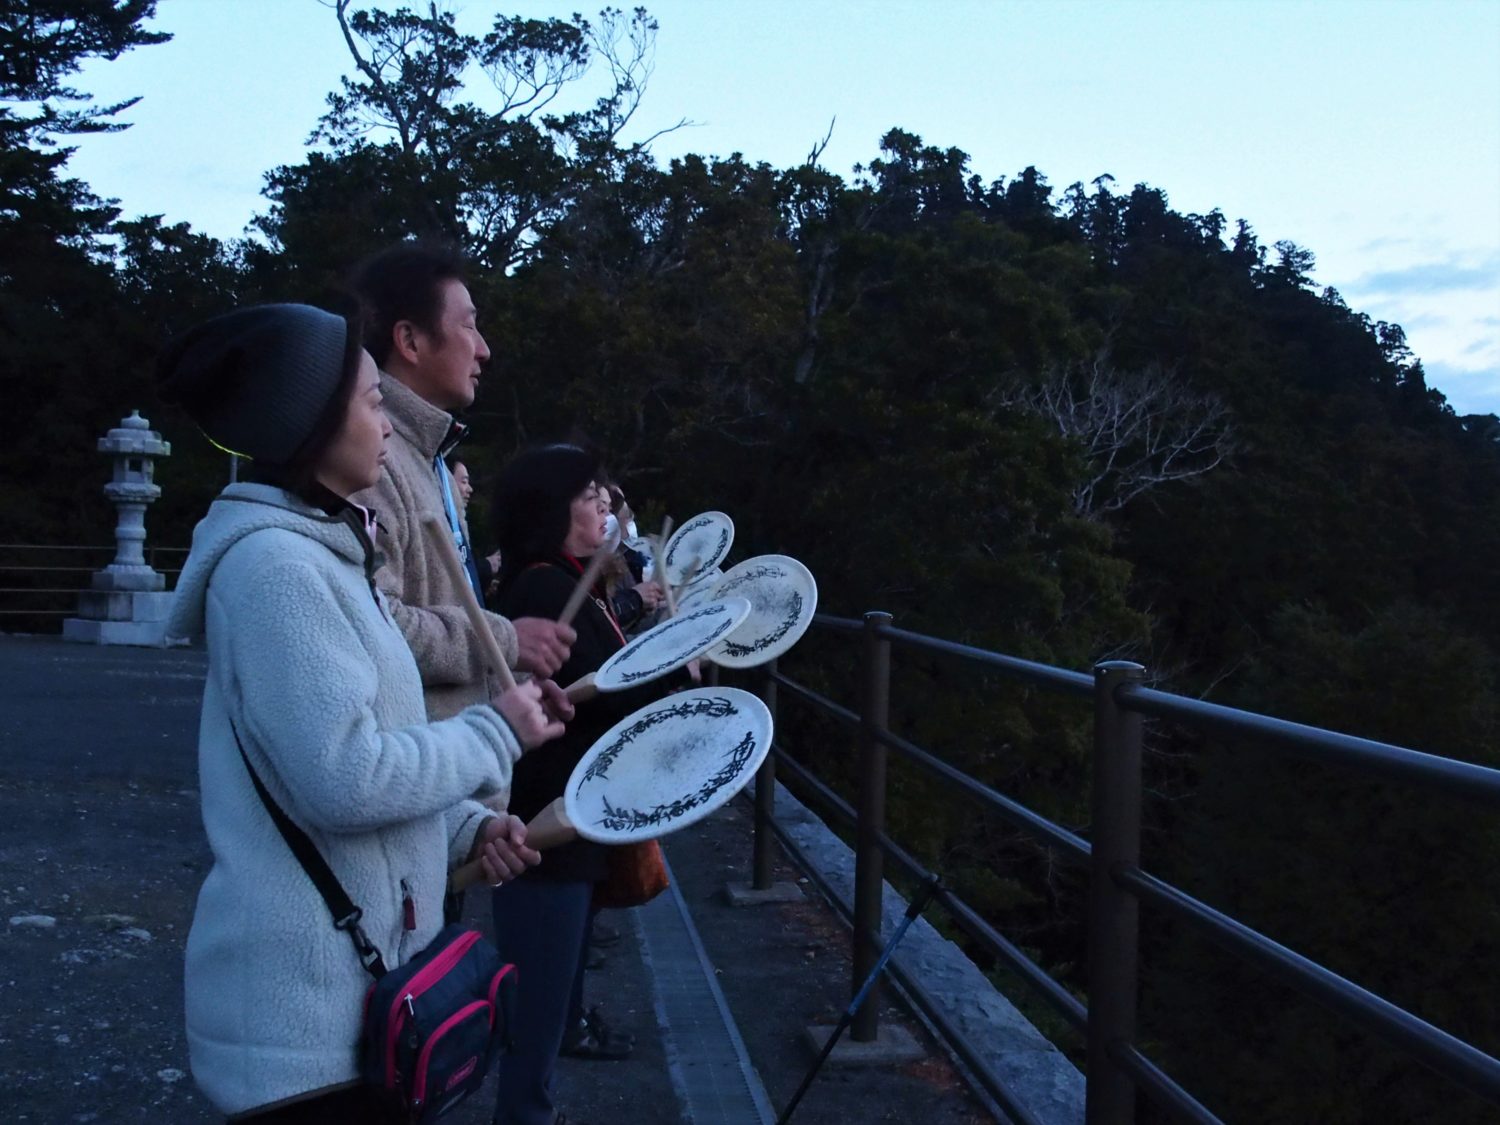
811,612,864,635
1116,865,1500,1106
904,861,1089,1035
768,671,861,727
0,548,188,560
1108,1041,1224,1124
0,544,118,552
0,545,187,554
772,748,1088,1034
749,794,1049,1125
770,670,1091,864
874,622,1096,698
771,747,858,827
872,724,1093,865
1117,684,1500,807
0,566,104,573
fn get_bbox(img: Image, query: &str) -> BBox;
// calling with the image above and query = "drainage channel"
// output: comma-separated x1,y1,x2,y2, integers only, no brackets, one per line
634,850,776,1125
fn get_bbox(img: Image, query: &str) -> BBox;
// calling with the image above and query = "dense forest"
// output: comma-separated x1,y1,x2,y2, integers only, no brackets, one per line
3,4,1497,1121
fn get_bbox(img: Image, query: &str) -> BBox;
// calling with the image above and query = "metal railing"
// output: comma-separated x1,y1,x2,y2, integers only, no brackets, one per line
0,544,187,623
743,611,1500,1124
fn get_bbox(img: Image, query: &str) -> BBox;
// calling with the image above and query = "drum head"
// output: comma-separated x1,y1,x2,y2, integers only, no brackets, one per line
662,511,734,587
566,687,773,843
674,567,725,614
706,555,818,668
594,597,751,692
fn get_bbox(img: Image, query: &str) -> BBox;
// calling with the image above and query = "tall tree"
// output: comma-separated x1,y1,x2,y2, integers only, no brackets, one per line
250,2,675,288
0,0,171,540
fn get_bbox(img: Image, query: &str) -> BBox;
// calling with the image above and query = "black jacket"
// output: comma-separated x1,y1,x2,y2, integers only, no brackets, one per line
497,555,659,882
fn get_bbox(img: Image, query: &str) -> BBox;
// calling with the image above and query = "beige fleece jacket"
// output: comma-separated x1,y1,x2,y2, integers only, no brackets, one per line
352,372,519,720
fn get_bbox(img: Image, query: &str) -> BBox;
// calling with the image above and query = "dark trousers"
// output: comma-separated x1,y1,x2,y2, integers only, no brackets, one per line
490,876,593,1125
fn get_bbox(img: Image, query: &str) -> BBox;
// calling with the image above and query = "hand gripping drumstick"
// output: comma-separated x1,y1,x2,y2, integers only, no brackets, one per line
448,796,576,891
421,515,516,692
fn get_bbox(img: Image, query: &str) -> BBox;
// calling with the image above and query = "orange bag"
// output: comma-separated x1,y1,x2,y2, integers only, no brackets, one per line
593,840,670,909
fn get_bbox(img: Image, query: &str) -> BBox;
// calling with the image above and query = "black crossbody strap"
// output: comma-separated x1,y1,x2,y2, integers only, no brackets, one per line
230,721,388,979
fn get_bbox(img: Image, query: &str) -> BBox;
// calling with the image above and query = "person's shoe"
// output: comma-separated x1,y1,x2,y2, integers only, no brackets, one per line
559,1006,635,1060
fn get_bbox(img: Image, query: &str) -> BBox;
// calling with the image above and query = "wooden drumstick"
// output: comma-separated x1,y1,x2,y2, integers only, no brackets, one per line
652,517,678,618
670,554,703,608
449,797,578,891
557,547,613,628
562,672,598,704
421,515,516,693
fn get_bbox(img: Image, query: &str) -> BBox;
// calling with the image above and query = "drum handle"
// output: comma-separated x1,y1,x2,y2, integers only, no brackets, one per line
563,672,598,704
448,797,578,892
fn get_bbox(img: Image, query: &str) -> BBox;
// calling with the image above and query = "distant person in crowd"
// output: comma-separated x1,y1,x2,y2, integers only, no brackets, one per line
346,241,574,724
599,480,661,631
449,457,501,600
489,445,681,1125
609,483,654,582
157,303,568,1121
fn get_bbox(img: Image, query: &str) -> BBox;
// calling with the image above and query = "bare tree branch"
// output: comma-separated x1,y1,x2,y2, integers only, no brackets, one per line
994,351,1235,517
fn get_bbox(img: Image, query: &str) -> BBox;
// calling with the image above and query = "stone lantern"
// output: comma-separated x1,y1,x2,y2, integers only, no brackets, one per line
62,411,177,646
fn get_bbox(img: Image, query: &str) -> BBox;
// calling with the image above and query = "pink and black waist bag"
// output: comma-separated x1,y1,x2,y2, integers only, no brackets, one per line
359,922,516,1120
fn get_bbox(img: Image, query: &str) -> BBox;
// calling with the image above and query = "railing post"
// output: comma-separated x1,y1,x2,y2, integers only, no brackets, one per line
752,657,779,890
1087,660,1145,1124
851,610,893,1042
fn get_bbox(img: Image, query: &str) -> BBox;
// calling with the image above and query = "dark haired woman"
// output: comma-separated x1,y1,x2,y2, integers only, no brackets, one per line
487,445,658,1125
158,305,568,1122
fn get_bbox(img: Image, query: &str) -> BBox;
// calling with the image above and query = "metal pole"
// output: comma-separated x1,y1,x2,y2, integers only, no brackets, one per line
1087,660,1145,1124
851,610,892,1042
777,875,943,1124
753,658,779,890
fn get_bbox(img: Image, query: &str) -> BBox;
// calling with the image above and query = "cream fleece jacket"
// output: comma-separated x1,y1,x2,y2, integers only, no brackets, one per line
352,373,519,720
167,483,523,1115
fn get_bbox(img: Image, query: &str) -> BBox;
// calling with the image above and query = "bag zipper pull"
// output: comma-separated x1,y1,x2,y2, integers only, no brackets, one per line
405,993,417,1020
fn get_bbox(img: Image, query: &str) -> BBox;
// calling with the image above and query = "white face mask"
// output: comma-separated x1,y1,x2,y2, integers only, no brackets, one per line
603,513,622,552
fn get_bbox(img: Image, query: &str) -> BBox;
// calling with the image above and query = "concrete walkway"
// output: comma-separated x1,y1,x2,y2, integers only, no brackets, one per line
0,635,994,1123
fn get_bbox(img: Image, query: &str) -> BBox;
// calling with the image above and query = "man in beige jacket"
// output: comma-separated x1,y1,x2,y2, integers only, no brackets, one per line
350,242,574,722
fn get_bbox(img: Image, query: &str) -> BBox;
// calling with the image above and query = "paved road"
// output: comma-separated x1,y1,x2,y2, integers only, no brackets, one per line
0,635,994,1124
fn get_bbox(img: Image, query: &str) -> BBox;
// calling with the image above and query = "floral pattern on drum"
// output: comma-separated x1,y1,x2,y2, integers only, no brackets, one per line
568,687,774,843
607,601,741,684
662,511,733,585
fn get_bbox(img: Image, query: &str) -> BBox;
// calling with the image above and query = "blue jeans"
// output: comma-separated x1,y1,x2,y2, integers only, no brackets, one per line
490,877,593,1125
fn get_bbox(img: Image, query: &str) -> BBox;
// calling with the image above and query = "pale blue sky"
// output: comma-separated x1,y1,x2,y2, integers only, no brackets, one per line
68,0,1500,413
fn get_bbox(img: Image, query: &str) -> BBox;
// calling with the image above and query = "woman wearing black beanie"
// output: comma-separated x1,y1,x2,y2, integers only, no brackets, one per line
158,304,567,1122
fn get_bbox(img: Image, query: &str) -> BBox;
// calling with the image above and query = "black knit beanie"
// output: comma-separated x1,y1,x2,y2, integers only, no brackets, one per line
156,304,350,466
492,444,600,586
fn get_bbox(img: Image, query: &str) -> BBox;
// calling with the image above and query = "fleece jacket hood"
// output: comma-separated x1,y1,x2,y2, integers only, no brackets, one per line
168,482,371,641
